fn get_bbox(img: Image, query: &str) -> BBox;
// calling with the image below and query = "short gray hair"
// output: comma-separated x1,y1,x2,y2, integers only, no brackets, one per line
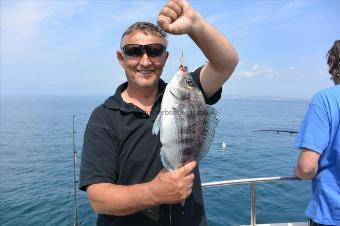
120,22,168,48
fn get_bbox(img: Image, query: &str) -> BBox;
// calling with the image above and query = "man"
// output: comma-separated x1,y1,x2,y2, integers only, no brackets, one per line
79,0,238,225
294,40,340,226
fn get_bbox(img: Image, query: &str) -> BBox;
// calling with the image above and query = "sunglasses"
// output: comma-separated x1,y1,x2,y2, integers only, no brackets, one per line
121,44,166,57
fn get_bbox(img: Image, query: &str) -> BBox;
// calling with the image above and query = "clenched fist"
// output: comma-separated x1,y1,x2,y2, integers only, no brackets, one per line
149,161,197,204
157,0,200,35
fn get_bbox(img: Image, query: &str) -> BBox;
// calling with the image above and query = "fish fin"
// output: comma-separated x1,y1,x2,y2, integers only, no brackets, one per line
198,106,219,161
152,113,161,135
160,147,174,171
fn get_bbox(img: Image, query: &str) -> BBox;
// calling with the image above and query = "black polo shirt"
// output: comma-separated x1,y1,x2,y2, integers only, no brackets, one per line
79,67,222,226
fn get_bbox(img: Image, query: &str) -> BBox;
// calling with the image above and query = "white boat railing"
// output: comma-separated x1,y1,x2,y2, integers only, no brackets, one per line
202,176,303,226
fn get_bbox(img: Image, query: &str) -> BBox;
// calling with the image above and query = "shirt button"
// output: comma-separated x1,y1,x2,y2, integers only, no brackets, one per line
148,209,152,213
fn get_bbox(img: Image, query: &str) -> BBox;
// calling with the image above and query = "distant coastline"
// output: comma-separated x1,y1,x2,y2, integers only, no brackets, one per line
1,94,310,102
221,95,310,102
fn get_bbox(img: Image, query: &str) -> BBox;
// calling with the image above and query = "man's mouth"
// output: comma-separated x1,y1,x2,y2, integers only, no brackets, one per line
137,69,154,74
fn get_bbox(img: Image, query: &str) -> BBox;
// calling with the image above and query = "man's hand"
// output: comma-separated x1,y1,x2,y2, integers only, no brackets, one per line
86,161,196,216
149,161,196,204
157,0,199,35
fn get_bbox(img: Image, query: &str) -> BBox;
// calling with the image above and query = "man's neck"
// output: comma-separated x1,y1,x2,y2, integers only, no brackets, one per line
121,84,158,114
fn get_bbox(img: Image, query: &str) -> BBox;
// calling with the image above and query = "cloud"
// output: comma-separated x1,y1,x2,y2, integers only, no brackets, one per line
238,64,277,78
1,1,53,39
1,0,88,52
2,0,87,33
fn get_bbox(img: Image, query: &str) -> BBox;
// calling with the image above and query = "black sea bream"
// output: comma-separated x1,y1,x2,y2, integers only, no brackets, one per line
152,66,218,171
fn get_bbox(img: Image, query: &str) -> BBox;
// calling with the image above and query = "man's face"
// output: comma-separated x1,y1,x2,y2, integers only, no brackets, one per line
117,31,168,90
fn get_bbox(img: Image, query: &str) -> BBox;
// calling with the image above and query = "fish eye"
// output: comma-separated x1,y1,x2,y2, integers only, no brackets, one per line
185,79,194,86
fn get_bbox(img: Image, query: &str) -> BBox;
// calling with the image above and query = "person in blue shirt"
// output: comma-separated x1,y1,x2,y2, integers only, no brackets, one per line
294,40,340,226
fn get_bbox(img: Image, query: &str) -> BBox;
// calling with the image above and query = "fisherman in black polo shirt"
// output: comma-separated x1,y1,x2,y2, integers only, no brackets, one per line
79,0,238,225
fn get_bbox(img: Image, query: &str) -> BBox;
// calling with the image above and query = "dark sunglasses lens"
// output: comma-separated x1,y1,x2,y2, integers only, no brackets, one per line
124,45,142,56
146,45,164,57
123,44,165,57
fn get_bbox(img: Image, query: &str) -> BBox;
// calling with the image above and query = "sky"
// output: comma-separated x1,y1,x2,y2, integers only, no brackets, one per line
1,0,340,99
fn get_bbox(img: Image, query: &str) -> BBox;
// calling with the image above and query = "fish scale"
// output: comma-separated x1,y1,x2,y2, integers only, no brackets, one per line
152,66,218,171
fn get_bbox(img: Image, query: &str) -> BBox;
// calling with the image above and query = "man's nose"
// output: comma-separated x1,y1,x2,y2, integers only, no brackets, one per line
139,52,152,66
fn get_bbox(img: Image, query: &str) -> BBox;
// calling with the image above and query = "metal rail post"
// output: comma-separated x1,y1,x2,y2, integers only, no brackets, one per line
250,182,256,226
201,176,300,225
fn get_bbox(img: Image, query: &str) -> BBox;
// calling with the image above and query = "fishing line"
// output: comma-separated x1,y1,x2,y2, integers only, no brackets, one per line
164,2,185,80
179,6,185,68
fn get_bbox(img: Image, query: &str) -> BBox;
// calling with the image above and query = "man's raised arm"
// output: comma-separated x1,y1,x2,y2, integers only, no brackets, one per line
158,0,239,97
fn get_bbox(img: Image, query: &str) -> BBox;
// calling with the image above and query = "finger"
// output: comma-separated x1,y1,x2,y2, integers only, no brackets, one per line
166,0,182,16
178,161,197,176
159,6,178,22
186,172,195,182
170,0,184,9
186,161,197,171
183,173,194,187
157,15,171,31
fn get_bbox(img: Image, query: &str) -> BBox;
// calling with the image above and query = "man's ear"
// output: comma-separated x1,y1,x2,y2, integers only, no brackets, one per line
163,51,169,63
117,50,125,67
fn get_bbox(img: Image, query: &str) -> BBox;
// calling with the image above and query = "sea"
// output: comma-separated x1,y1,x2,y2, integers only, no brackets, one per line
0,95,312,226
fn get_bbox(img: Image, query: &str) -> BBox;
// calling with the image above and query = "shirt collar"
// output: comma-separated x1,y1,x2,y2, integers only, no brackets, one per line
103,79,167,113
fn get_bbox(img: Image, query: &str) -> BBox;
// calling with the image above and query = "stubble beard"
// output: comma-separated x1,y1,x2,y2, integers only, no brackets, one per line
127,72,161,91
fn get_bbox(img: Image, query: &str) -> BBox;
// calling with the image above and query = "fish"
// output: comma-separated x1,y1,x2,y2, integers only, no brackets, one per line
152,66,218,171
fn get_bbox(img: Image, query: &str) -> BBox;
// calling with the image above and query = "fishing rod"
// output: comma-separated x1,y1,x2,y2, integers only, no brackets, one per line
72,115,80,226
210,129,298,150
253,129,298,135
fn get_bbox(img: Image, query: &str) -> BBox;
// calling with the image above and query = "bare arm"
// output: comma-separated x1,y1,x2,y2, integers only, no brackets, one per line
294,148,320,180
158,0,239,97
87,183,155,216
87,161,196,216
189,15,238,98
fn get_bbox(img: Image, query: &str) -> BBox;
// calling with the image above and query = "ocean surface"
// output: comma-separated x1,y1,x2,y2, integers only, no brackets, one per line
0,95,312,226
